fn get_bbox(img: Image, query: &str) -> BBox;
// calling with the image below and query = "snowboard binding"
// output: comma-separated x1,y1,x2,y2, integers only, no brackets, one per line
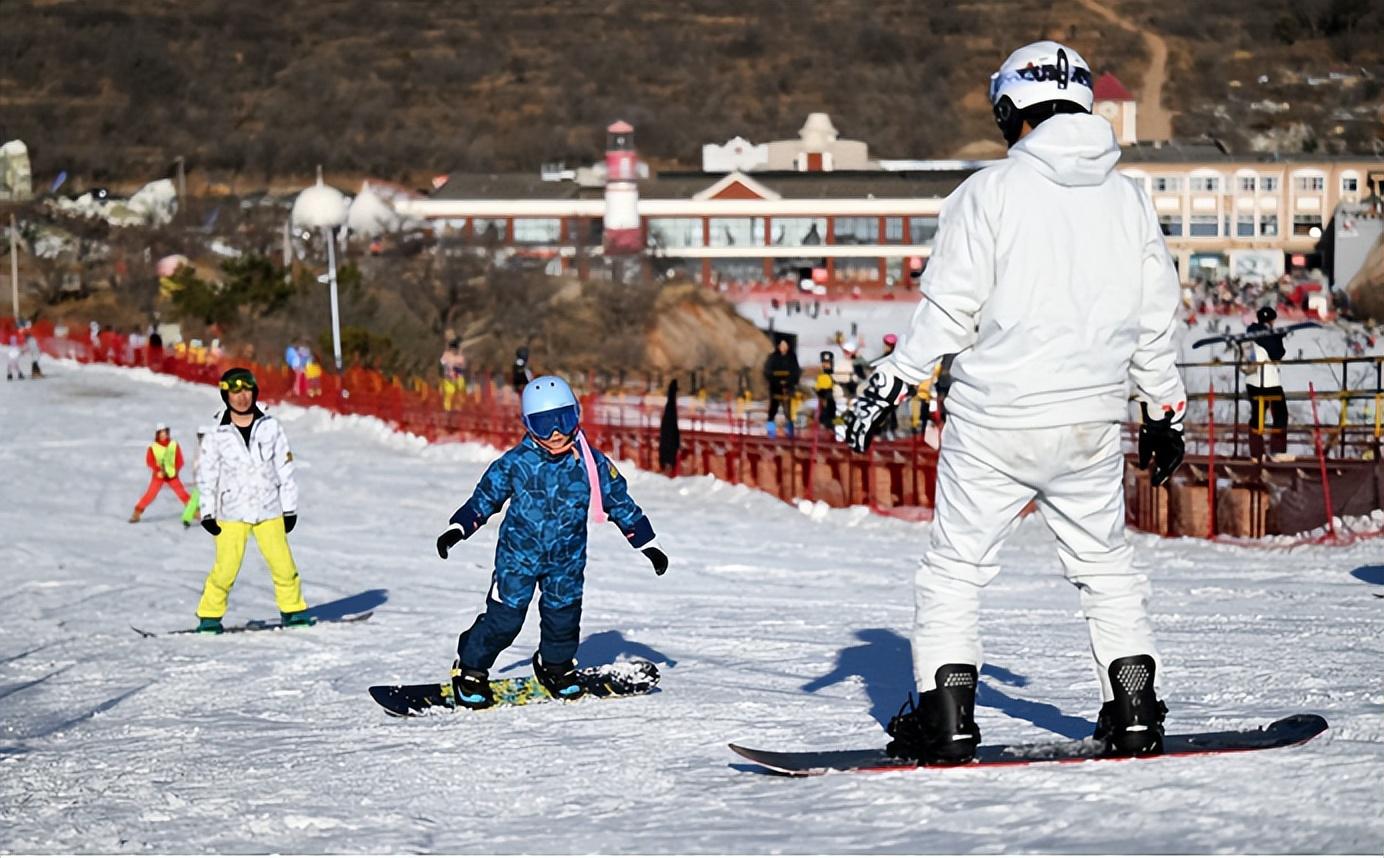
532,653,586,701
1093,654,1167,756
886,664,980,764
451,662,495,710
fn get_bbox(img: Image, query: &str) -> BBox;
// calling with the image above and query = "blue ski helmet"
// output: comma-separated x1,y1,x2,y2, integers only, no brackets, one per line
521,375,580,439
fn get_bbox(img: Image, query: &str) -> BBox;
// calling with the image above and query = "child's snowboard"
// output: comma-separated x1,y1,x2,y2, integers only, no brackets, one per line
369,660,660,716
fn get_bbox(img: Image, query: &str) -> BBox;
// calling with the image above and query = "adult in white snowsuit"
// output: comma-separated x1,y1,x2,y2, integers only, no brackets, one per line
194,367,310,633
844,41,1186,762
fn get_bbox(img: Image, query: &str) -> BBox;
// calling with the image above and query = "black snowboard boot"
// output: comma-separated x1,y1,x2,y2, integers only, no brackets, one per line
532,653,585,701
451,661,494,710
1094,655,1167,756
886,664,980,764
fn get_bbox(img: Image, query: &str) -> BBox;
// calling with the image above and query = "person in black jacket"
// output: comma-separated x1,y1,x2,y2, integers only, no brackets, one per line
762,339,801,438
1241,306,1289,459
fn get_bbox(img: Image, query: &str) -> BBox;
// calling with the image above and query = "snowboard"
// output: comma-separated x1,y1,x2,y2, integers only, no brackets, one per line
1191,322,1320,350
131,611,374,638
730,713,1327,776
369,659,660,716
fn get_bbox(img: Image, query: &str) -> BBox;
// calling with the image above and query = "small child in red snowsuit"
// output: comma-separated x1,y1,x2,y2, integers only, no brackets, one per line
129,423,192,523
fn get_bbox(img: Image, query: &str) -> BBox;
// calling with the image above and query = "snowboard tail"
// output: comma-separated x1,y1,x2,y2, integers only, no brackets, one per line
731,713,1327,775
369,660,660,716
132,611,373,638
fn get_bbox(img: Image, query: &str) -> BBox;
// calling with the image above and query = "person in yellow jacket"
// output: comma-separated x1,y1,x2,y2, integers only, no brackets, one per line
194,367,312,634
129,424,193,523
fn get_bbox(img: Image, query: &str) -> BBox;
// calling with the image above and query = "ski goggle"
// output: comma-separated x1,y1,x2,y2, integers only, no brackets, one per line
524,404,580,439
219,376,257,393
988,64,1093,102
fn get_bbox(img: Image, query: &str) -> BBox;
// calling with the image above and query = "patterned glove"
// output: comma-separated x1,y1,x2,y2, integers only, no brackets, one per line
1138,403,1185,487
843,367,912,453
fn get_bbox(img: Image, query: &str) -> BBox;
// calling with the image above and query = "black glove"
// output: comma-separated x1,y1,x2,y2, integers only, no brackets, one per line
1138,403,1185,487
641,541,669,576
436,525,465,560
843,368,912,453
283,512,297,534
200,517,221,536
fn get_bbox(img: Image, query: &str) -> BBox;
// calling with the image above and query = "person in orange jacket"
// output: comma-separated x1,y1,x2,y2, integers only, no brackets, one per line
129,423,193,523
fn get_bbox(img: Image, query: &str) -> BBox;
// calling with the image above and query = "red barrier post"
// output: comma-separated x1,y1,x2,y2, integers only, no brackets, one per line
1206,382,1216,539
1307,382,1338,542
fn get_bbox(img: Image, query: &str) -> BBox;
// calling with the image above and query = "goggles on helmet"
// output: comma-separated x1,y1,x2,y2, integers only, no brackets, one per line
524,404,580,440
988,64,1093,103
219,375,258,393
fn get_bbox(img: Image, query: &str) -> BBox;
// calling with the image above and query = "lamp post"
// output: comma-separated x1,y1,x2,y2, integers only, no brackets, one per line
291,168,349,371
9,214,18,322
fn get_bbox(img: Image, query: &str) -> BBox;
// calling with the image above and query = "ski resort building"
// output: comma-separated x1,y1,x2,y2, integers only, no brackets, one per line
396,116,1384,290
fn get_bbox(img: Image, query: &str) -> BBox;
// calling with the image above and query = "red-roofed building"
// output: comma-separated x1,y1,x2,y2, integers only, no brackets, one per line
1093,73,1138,145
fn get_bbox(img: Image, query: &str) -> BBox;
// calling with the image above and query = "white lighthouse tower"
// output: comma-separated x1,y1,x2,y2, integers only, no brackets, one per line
602,121,642,256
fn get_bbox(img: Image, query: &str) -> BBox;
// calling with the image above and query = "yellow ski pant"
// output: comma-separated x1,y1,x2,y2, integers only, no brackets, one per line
196,517,307,618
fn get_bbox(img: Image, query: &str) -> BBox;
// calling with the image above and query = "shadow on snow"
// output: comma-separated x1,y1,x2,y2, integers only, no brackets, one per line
310,588,389,621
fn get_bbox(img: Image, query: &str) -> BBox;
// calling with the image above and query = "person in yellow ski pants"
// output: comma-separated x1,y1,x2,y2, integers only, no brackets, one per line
196,517,306,619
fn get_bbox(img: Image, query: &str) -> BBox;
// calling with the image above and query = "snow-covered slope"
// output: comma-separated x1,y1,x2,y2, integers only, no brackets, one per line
1,362,1380,853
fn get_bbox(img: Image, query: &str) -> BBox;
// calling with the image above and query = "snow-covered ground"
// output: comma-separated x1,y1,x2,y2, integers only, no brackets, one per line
2,362,1381,854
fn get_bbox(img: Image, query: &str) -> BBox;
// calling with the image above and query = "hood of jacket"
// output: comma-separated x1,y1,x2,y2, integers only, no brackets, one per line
1008,113,1121,188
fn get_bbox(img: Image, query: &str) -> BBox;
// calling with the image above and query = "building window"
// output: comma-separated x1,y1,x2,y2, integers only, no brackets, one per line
708,217,766,247
1236,215,1255,237
1152,176,1182,193
768,217,826,246
908,217,939,244
834,258,881,283
1293,175,1325,192
648,218,704,248
1189,215,1219,237
1238,176,1256,193
564,218,602,246
884,217,904,242
1190,176,1221,193
512,218,561,244
1292,214,1322,236
1342,176,1359,193
472,218,507,242
1158,215,1183,237
832,217,880,245
710,258,766,284
1259,214,1278,237
1260,175,1279,192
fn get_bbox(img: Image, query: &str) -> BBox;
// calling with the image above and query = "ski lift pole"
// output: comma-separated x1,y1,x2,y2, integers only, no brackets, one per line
9,214,18,321
1306,382,1337,542
323,226,343,372
1206,381,1216,540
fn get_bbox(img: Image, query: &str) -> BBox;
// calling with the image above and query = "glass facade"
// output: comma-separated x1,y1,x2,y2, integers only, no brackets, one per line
1189,215,1219,237
832,217,879,245
908,217,938,244
1293,214,1322,236
710,258,767,283
512,218,561,244
834,258,881,283
472,218,507,241
1259,214,1278,236
648,218,704,248
708,218,767,247
768,217,826,246
1159,215,1183,237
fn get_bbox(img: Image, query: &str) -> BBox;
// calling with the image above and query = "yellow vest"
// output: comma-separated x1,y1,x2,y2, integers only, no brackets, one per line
150,440,179,478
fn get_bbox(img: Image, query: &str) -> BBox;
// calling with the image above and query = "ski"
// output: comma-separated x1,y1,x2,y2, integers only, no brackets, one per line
730,713,1327,775
1191,322,1320,350
369,660,660,716
131,611,374,638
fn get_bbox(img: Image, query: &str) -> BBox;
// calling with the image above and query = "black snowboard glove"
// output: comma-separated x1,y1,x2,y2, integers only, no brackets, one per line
843,367,912,453
436,525,466,560
1138,403,1185,487
200,517,221,536
283,512,297,534
642,540,669,576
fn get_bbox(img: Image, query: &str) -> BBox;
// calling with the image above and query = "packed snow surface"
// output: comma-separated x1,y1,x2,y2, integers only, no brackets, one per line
1,362,1381,853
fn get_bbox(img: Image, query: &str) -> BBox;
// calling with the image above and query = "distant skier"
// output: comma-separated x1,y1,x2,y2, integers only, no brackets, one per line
181,427,209,529
844,41,1186,762
762,338,801,438
511,346,533,393
194,368,312,633
128,423,193,523
815,350,838,430
5,333,22,380
435,375,669,709
1241,306,1289,460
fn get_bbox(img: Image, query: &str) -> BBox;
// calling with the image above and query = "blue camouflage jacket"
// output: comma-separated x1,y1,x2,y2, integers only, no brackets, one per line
449,436,653,604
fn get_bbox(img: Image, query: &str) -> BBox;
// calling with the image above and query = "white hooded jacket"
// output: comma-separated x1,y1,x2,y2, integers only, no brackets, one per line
883,113,1186,428
197,408,298,523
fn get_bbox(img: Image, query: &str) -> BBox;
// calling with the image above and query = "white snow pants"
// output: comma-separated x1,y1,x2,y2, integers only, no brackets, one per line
913,417,1159,702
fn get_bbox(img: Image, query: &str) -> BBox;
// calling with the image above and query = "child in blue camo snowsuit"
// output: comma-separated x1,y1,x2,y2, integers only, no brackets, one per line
436,376,668,709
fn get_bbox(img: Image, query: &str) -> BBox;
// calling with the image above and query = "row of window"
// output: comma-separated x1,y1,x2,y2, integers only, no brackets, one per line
1157,213,1324,238
1149,175,1359,194
648,216,938,248
659,257,919,285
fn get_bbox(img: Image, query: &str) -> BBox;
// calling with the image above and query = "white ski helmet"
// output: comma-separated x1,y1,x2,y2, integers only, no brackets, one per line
988,41,1095,145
